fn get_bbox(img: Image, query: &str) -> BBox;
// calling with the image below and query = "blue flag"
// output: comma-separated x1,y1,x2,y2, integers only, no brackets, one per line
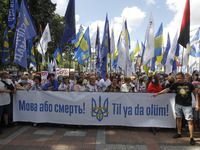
0,27,10,64
14,0,37,68
27,38,36,67
98,15,110,80
161,33,171,65
72,25,83,48
95,26,101,71
60,0,76,47
8,0,19,30
53,47,62,63
74,27,91,65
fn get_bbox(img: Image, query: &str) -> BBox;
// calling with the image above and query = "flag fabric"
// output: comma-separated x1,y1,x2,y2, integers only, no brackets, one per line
117,20,130,75
53,58,58,69
151,23,163,72
90,31,97,50
143,11,154,65
98,15,110,80
110,28,115,69
37,23,51,55
141,42,145,64
37,23,51,65
60,0,76,47
172,44,180,74
154,23,163,63
182,44,190,66
14,0,37,68
52,47,62,63
0,27,10,64
74,27,91,65
72,25,83,48
95,26,101,71
130,40,140,61
188,55,196,73
8,0,19,30
178,0,190,48
161,33,171,65
190,27,200,45
189,44,196,57
27,38,36,67
197,43,200,57
165,32,178,74
112,36,120,69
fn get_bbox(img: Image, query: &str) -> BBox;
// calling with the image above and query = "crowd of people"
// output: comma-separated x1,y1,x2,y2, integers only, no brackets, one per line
0,70,200,145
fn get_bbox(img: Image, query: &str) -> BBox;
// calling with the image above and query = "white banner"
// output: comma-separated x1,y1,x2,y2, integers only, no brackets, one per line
13,91,176,128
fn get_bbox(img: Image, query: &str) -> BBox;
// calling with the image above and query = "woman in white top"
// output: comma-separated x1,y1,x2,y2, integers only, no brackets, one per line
86,76,99,92
58,76,74,92
74,77,86,92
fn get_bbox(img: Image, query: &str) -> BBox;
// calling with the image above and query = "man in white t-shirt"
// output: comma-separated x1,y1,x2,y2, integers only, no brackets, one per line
0,71,14,132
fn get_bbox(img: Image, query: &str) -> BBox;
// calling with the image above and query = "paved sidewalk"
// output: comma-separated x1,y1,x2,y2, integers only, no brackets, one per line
0,123,199,150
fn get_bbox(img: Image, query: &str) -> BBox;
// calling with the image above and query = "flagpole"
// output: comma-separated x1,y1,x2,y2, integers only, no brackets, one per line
181,47,184,72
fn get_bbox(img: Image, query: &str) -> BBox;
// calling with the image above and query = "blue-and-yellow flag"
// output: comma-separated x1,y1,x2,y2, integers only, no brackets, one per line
14,0,37,68
72,25,83,48
53,47,62,63
27,38,36,67
8,0,19,30
161,33,171,65
130,40,140,61
112,35,120,69
0,27,10,64
151,23,163,71
74,27,91,65
154,23,163,63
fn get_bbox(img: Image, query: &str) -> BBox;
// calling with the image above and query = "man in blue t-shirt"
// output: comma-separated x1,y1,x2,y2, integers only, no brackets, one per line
153,72,199,145
42,73,59,91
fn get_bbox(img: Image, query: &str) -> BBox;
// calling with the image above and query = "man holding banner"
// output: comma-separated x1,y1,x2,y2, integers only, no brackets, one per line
153,72,199,145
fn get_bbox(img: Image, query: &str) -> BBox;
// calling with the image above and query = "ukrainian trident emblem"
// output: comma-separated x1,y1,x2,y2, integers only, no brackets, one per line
91,96,109,122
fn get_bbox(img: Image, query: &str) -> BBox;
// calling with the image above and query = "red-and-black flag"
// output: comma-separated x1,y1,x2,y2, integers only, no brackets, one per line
178,0,190,48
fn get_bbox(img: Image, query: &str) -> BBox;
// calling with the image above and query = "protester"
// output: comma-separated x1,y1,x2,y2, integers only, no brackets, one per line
147,74,162,93
136,77,146,93
30,76,43,91
0,71,15,130
85,76,99,92
105,76,120,92
58,76,74,92
42,73,59,91
16,75,31,90
57,75,63,85
153,72,199,145
163,75,176,92
98,74,110,92
121,77,137,92
74,77,86,92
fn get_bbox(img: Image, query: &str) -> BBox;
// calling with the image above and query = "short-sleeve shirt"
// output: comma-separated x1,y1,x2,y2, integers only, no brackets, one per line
169,82,195,106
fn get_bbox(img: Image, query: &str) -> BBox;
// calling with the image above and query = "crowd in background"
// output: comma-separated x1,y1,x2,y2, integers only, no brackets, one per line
0,70,200,132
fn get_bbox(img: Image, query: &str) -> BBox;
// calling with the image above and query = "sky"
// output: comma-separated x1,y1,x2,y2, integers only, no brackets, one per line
51,0,200,50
